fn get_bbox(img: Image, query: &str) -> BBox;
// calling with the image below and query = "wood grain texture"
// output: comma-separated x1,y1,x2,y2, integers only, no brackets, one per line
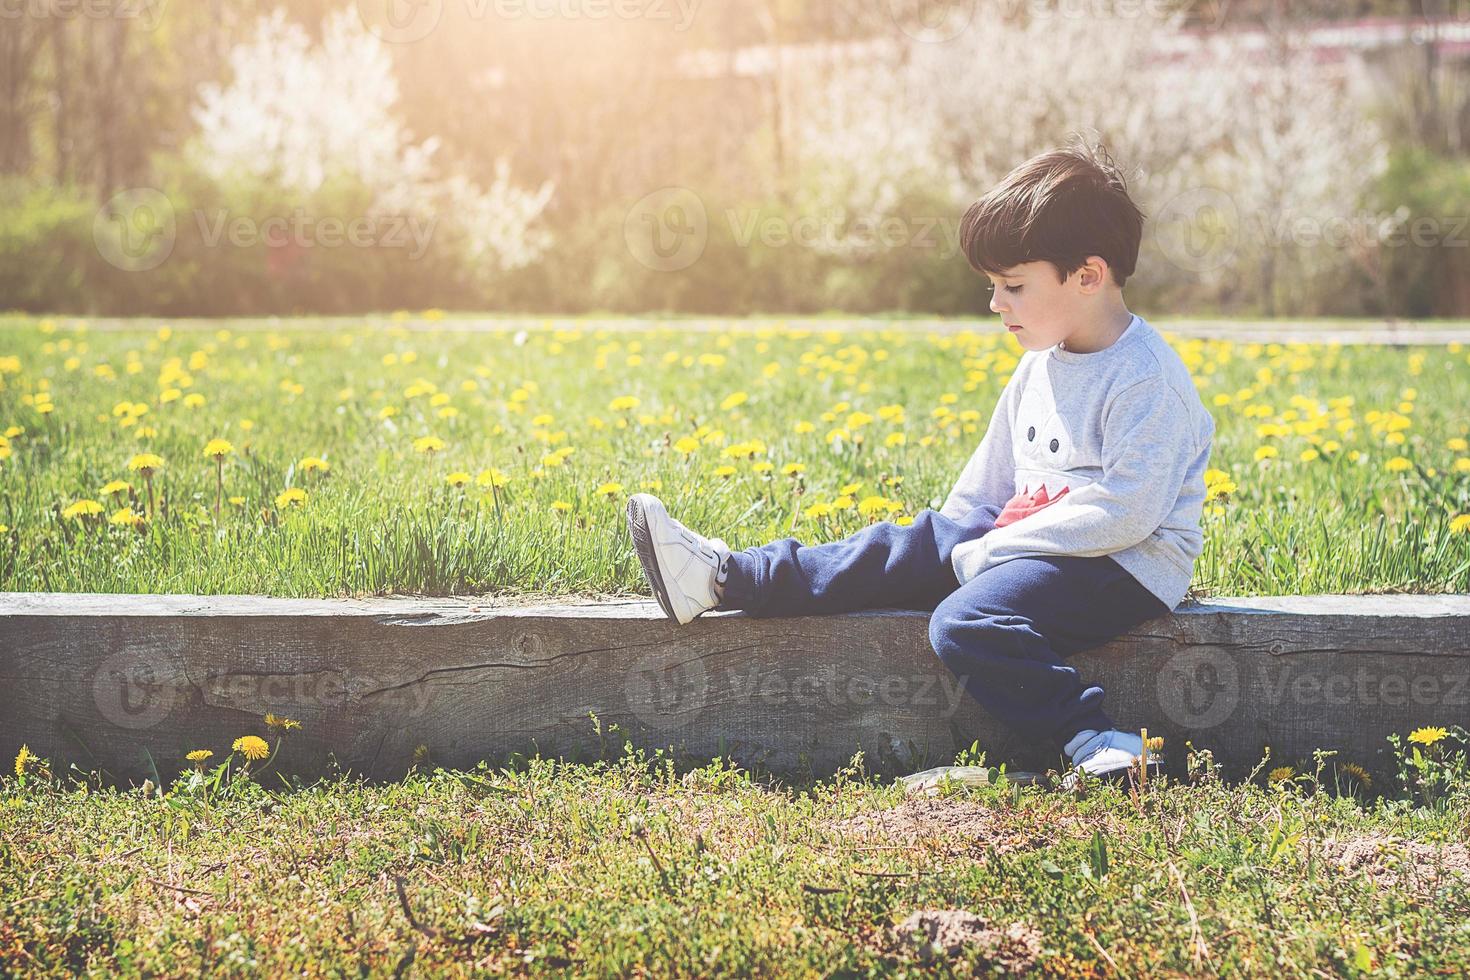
2,592,1466,786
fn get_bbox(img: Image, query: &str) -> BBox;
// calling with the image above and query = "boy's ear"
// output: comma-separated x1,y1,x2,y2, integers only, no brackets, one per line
1075,255,1111,292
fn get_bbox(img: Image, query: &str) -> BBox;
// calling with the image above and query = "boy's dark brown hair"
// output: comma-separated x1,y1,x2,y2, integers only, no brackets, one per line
958,136,1144,287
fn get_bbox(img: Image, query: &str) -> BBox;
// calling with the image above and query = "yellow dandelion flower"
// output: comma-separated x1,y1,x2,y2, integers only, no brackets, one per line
186,749,214,763
720,391,749,411
445,471,471,488
275,487,308,509
61,499,104,520
832,494,855,510
793,420,815,434
1385,456,1412,473
540,452,565,468
1268,765,1295,784
14,744,42,777
1450,514,1470,535
1253,446,1278,461
857,495,889,517
264,713,300,731
1299,448,1320,462
1455,458,1470,474
232,735,270,760
673,436,700,454
203,438,234,460
751,461,774,474
413,435,446,454
299,456,330,474
781,463,806,476
1338,762,1372,788
550,500,572,512
608,395,640,412
108,508,143,527
595,482,623,496
1205,480,1236,501
476,468,509,488
127,453,165,473
839,481,863,495
1407,726,1447,747
100,479,131,496
713,465,737,478
228,496,246,507
885,432,907,448
803,501,833,519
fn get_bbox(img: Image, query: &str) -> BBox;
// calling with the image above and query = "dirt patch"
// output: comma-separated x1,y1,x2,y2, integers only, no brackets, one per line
1316,833,1470,896
824,798,1050,858
877,909,1044,971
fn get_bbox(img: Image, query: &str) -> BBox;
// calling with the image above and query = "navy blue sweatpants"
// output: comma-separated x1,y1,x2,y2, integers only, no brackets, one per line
713,503,1170,753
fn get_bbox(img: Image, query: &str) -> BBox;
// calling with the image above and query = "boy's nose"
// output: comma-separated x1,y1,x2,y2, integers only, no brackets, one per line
989,293,1006,315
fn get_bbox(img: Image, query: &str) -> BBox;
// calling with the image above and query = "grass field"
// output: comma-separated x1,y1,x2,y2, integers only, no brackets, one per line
4,725,1469,977
5,314,1470,976
1,313,1468,597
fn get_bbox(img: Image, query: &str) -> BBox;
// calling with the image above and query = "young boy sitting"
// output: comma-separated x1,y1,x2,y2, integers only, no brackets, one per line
625,139,1216,787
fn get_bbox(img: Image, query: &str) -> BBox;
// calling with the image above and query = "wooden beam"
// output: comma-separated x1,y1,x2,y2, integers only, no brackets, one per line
1,593,1465,786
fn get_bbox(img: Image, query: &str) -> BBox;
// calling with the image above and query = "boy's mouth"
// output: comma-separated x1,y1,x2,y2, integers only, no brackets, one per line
1008,324,1023,332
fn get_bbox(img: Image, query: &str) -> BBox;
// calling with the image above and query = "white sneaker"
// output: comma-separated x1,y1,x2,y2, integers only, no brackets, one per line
625,493,732,625
1058,729,1165,791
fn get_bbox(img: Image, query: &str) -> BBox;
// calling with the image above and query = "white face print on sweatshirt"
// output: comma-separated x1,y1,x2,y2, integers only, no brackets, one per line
997,384,1097,527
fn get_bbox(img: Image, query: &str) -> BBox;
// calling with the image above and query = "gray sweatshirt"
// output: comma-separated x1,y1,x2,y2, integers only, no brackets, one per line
938,313,1215,611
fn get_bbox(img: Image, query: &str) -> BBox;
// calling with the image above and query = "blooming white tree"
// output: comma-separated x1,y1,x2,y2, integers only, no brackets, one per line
783,8,1388,312
189,7,553,274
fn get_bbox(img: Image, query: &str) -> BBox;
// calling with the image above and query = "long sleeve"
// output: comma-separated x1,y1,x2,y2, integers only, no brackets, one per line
951,377,1201,586
937,381,1016,521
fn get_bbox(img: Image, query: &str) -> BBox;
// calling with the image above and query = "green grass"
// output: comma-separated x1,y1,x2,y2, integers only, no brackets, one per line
1,314,1468,597
4,728,1469,977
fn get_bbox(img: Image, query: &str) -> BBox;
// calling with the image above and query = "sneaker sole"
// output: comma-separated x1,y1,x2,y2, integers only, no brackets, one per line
626,495,678,623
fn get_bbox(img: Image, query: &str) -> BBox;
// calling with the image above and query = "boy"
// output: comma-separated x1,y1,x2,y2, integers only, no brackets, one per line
624,140,1215,787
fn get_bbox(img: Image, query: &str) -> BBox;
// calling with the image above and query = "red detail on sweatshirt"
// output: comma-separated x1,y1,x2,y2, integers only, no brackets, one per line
995,483,1070,527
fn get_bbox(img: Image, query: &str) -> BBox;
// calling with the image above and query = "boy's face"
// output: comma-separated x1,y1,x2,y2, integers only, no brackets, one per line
984,260,1087,352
